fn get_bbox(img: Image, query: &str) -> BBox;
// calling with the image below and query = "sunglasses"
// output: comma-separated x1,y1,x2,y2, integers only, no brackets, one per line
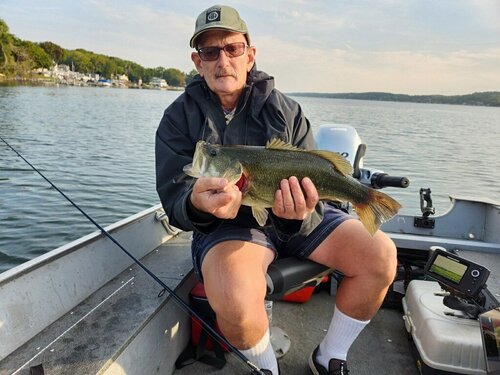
197,42,248,61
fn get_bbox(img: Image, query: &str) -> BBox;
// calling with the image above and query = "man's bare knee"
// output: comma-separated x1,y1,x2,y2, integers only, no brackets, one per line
200,241,273,348
207,289,268,348
367,231,398,285
214,302,268,348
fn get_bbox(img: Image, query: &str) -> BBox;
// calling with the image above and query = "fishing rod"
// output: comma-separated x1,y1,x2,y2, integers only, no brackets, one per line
0,136,267,375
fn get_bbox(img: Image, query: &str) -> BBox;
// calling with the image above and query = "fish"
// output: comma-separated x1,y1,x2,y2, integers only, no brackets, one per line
183,139,402,235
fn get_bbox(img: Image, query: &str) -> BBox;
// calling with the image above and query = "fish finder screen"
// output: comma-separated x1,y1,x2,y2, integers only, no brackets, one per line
429,254,468,284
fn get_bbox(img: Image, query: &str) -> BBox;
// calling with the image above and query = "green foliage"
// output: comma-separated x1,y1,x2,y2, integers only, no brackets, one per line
18,40,52,69
58,49,186,85
59,48,129,79
1,18,52,76
185,69,199,85
39,41,64,63
164,68,185,86
0,18,14,72
0,18,8,35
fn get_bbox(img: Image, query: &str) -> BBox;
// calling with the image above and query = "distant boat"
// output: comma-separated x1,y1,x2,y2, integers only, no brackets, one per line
97,79,112,87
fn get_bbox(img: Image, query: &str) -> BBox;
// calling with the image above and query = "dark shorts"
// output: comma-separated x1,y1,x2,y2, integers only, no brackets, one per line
191,204,351,281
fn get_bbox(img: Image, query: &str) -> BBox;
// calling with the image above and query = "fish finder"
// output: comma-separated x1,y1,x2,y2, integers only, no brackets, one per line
424,248,490,299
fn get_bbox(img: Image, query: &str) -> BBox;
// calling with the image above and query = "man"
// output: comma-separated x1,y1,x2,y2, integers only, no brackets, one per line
155,5,397,375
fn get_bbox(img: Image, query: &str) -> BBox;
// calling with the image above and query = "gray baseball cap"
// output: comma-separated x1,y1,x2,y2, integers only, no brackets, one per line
190,5,250,48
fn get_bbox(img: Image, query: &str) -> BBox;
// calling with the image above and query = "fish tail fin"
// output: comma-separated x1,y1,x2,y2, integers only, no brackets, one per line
353,190,402,235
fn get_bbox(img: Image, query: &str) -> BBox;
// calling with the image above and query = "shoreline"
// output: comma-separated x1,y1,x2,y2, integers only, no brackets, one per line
288,91,500,108
1,77,497,107
0,76,184,91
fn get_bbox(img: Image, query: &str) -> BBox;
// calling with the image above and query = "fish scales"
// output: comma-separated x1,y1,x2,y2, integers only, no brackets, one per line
219,146,369,206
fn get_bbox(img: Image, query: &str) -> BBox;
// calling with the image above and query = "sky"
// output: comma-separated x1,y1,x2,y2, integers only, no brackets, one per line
1,0,499,95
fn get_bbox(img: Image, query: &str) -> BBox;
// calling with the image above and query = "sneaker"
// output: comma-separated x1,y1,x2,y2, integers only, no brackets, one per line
260,368,280,375
309,346,349,375
259,362,280,375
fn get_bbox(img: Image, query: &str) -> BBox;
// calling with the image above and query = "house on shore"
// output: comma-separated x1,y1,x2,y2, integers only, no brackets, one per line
150,77,168,89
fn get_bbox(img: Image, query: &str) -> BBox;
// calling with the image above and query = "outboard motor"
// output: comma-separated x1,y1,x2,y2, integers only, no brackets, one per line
316,124,409,189
315,123,364,169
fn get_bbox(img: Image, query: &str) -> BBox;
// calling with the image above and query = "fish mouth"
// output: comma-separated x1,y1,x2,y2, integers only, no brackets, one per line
183,141,209,178
182,163,194,176
183,156,208,178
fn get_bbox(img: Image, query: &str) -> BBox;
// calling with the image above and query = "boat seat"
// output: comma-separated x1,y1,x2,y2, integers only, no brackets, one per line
265,256,332,301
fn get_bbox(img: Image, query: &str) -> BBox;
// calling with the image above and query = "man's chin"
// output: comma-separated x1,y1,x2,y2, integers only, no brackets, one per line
215,76,237,84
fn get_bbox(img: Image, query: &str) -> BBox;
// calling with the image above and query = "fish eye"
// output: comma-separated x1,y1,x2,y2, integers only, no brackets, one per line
209,149,217,157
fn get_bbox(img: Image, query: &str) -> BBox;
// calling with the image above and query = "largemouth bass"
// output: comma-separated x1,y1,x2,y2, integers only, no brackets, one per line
183,139,402,235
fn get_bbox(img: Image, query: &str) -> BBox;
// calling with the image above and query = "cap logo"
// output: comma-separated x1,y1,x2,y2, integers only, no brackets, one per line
206,10,220,23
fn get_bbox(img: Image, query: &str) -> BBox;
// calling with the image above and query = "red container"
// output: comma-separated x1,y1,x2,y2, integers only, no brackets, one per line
281,275,330,303
189,282,229,352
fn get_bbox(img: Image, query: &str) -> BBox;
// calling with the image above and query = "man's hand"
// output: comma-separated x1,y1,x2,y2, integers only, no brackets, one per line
190,177,242,219
272,176,318,220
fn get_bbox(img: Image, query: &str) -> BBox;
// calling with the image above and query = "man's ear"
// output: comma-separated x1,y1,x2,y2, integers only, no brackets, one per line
246,46,256,72
191,52,203,76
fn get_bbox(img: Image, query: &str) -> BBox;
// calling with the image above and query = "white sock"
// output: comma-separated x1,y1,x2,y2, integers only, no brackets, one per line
240,329,278,374
316,305,370,366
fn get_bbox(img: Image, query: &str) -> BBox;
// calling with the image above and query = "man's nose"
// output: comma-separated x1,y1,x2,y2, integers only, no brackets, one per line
216,48,231,64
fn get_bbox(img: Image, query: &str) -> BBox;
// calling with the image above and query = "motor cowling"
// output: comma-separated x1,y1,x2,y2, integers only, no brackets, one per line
314,124,363,168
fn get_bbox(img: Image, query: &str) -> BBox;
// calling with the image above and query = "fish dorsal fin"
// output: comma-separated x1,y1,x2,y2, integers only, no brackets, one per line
266,138,353,177
309,150,353,177
266,138,303,152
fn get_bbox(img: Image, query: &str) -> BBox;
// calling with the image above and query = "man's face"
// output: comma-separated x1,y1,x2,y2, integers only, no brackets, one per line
191,31,256,101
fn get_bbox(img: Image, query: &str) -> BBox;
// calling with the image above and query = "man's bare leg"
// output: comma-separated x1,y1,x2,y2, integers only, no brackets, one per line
309,219,397,319
201,240,278,373
308,219,397,367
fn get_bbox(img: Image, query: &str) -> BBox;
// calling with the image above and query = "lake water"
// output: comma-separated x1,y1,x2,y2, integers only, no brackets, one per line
1,86,499,273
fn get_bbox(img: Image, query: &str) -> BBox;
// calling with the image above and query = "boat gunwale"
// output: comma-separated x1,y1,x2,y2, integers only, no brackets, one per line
0,204,165,287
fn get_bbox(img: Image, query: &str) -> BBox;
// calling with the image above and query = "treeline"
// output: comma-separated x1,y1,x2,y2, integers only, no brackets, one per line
0,19,52,76
0,18,197,86
290,91,500,107
42,42,191,86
